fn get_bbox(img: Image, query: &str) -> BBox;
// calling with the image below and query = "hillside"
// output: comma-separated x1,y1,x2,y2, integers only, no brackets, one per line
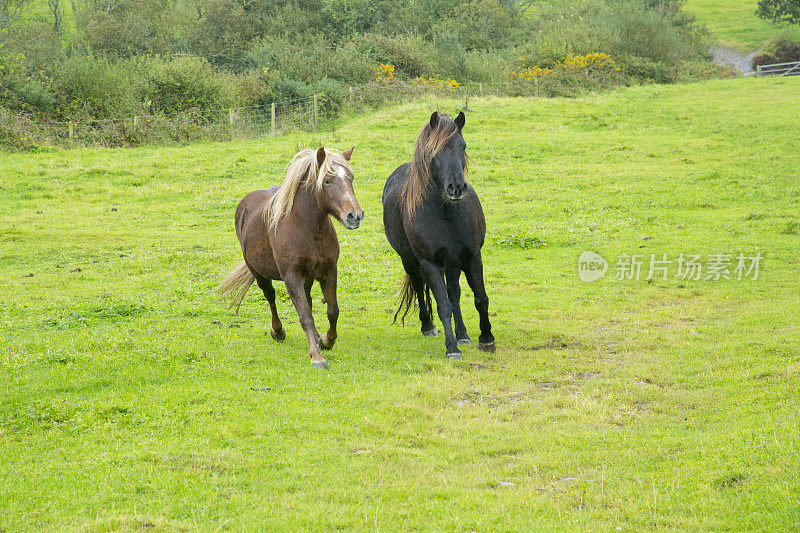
2,77,799,530
683,0,800,50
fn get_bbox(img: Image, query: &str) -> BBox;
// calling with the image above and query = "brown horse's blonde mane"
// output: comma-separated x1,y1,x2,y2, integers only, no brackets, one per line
263,148,352,227
402,113,466,218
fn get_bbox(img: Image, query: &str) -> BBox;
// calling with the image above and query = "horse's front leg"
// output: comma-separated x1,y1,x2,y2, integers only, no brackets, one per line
446,265,469,346
464,252,495,353
419,260,461,360
284,271,327,369
318,269,338,350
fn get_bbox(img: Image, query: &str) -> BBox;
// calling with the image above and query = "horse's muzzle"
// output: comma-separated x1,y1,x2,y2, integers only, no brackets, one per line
446,183,465,201
343,210,364,230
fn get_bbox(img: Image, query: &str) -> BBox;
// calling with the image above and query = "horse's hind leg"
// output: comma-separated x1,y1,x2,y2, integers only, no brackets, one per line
304,278,314,311
318,270,338,350
403,259,436,336
464,253,495,353
256,276,285,341
446,266,470,346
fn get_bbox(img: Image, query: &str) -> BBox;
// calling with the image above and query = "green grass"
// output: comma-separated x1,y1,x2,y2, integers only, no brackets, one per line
2,77,800,530
683,0,800,50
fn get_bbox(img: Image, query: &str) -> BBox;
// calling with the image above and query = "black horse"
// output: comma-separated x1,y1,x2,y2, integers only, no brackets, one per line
382,111,495,360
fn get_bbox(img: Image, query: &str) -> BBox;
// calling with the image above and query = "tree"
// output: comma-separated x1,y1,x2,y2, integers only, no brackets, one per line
47,0,64,33
0,0,29,30
757,0,800,25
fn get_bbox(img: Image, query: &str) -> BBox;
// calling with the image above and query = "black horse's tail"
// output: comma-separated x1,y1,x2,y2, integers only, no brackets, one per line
393,273,432,325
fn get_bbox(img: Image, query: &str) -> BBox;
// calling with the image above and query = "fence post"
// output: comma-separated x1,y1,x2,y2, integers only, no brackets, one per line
271,103,276,136
68,121,73,142
756,65,762,78
313,94,318,132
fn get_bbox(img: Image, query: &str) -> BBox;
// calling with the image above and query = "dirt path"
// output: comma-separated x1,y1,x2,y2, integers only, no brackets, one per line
710,46,764,74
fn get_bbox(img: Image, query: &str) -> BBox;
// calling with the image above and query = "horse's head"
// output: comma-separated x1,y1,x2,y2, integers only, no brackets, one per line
315,146,364,230
425,111,468,202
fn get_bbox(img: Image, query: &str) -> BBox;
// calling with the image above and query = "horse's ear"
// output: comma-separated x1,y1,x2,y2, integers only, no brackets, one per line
429,111,439,130
342,146,354,161
455,111,465,132
316,147,326,168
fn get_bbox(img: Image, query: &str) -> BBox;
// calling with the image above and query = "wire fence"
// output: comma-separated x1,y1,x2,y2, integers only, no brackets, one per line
1,79,568,149
2,95,321,148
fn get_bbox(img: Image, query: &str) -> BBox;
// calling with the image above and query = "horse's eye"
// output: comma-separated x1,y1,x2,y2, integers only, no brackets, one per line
463,145,467,151
324,179,332,185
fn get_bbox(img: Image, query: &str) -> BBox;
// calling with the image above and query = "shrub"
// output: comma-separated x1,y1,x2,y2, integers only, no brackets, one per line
246,35,372,85
54,56,143,119
372,63,396,81
616,55,679,83
313,77,347,114
753,33,800,67
509,53,625,96
4,78,56,113
139,56,236,115
356,33,435,78
1,22,63,74
431,30,468,79
0,108,46,149
462,50,511,83
442,0,521,51
599,0,707,65
231,68,276,108
412,75,463,91
269,76,314,102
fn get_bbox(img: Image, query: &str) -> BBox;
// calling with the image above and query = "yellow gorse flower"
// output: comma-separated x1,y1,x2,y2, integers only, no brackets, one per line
510,52,620,81
373,63,396,81
412,75,462,91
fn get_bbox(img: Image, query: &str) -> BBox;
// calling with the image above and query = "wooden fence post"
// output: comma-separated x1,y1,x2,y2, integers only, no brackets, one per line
312,94,318,132
756,65,762,78
271,103,276,136
68,121,74,142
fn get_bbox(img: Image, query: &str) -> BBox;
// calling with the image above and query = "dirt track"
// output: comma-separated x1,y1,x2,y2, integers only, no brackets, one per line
710,46,763,74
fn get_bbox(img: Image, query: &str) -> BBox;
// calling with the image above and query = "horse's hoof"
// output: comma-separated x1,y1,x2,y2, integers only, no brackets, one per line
270,327,286,341
478,341,496,353
457,337,471,346
446,352,463,361
311,360,329,370
317,334,335,350
422,327,438,337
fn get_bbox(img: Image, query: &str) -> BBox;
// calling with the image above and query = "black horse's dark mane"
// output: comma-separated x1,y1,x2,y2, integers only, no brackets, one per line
402,113,466,217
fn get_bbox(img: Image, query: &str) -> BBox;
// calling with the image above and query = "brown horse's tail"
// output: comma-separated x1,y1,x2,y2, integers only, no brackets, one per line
393,273,432,325
217,262,256,314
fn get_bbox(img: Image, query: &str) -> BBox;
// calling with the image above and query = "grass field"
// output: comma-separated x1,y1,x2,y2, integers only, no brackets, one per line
2,77,800,530
683,0,800,50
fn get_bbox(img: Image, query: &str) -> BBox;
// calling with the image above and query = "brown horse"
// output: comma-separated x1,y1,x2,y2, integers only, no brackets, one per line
217,147,364,369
